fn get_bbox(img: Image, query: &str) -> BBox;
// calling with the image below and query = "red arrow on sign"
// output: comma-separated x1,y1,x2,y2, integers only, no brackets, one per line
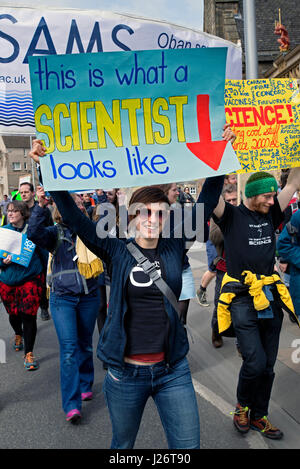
186,94,227,171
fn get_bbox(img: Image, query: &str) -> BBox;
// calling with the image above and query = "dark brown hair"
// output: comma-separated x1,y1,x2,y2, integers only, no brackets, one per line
129,186,170,206
156,183,174,197
7,200,30,221
128,186,170,222
19,182,34,192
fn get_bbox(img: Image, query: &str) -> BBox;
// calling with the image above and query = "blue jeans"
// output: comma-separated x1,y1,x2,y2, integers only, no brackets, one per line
230,294,283,418
103,357,200,449
50,290,100,414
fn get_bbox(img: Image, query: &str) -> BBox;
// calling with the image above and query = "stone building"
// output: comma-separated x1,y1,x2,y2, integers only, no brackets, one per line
0,136,36,198
203,1,300,200
0,137,9,197
264,44,300,80
204,0,300,78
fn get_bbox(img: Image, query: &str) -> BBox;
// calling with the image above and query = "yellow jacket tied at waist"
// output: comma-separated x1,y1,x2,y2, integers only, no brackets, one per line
217,270,299,334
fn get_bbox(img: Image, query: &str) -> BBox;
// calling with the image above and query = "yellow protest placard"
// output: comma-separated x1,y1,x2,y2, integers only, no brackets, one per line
225,79,300,172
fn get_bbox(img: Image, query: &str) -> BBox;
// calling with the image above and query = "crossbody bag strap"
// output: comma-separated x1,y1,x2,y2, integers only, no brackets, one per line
127,242,183,322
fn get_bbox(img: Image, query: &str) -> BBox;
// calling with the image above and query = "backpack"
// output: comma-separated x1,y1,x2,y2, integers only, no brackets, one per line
46,224,90,295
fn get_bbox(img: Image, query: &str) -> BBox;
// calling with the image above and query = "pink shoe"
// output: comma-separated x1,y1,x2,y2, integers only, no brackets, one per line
66,409,81,423
81,392,93,401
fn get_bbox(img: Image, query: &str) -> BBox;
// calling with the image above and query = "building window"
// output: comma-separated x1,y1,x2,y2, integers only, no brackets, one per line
12,162,21,171
190,186,196,195
24,162,27,170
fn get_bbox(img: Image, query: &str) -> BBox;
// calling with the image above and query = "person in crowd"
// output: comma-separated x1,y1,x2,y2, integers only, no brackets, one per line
27,187,103,423
92,188,121,336
106,188,119,205
19,181,53,321
209,183,238,348
276,170,300,295
224,173,237,185
0,194,10,215
182,186,195,205
196,242,217,307
197,179,239,308
213,170,300,440
176,186,186,206
28,124,235,449
277,209,300,320
92,188,107,205
159,183,179,208
19,183,35,207
82,192,95,219
104,188,120,236
158,183,196,324
0,200,44,370
0,206,7,226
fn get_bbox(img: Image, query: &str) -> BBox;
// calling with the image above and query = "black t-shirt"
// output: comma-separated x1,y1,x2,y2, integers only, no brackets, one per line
125,247,168,356
214,199,284,280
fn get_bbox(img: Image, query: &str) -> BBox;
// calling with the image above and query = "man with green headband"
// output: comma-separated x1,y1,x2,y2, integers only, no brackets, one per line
213,169,300,440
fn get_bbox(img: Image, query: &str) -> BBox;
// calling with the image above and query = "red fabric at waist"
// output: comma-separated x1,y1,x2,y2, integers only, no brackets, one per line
216,259,227,272
127,352,165,363
216,250,227,272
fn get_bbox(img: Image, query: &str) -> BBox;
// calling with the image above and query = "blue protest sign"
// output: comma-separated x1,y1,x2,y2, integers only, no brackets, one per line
0,229,36,268
29,48,240,190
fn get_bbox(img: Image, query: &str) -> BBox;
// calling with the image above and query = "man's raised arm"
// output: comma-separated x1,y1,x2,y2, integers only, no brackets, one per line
278,168,300,212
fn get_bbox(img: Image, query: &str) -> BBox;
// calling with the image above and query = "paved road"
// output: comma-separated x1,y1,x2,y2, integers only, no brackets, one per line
0,243,299,450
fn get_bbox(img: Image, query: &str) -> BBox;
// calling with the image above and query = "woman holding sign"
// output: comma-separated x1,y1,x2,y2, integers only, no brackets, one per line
29,126,235,449
0,200,44,371
27,190,102,424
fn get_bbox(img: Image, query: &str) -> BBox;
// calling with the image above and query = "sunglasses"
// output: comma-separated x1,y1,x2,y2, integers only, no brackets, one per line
136,208,166,222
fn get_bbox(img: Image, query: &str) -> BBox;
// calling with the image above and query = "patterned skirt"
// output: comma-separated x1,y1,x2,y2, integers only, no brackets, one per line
0,273,44,316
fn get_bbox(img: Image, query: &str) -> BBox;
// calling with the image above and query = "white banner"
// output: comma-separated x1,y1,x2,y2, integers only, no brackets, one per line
0,6,242,135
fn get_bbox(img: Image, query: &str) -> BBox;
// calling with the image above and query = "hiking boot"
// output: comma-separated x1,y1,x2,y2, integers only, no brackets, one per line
14,335,23,352
250,416,283,440
24,352,39,371
40,308,50,321
212,330,223,348
232,403,250,434
196,288,209,307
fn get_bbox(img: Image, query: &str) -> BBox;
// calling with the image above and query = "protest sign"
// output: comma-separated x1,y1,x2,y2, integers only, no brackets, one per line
0,228,36,267
28,48,240,191
0,6,242,134
225,78,300,172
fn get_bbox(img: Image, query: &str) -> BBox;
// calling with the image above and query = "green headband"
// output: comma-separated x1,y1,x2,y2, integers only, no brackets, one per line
245,172,278,198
